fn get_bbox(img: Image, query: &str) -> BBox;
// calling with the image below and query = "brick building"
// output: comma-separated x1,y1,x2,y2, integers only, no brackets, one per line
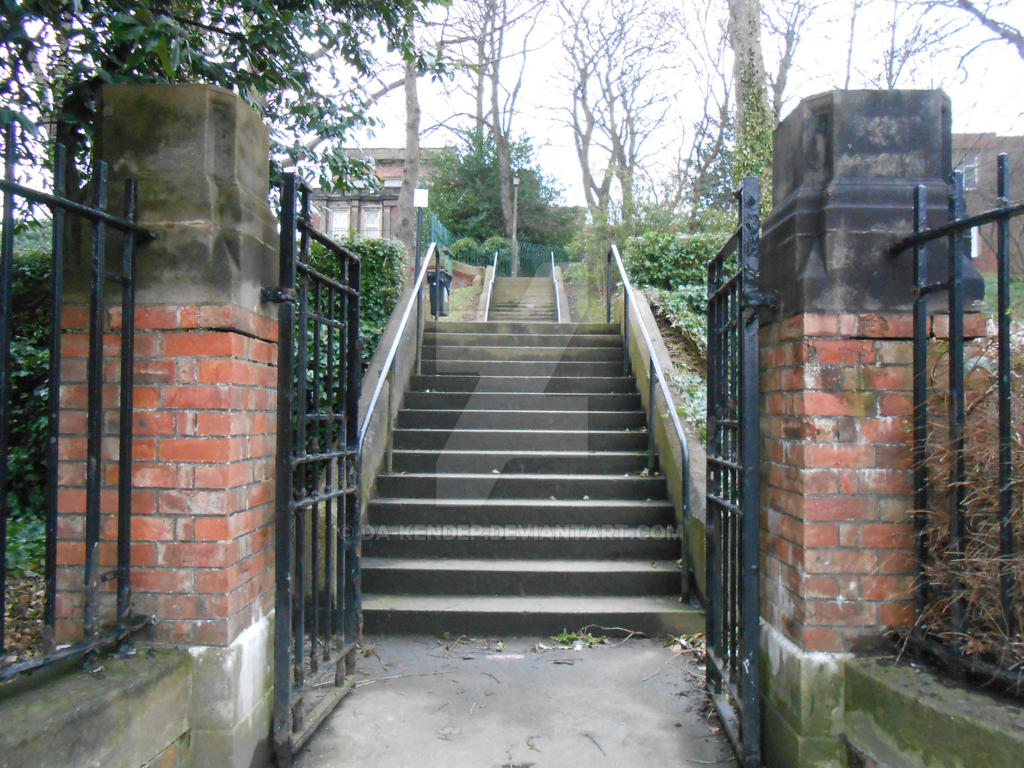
953,132,1024,276
310,147,444,240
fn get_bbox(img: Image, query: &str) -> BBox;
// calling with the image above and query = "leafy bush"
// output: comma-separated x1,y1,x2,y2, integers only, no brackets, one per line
448,237,483,266
6,516,45,573
622,230,723,292
6,225,52,527
481,235,513,275
310,236,407,365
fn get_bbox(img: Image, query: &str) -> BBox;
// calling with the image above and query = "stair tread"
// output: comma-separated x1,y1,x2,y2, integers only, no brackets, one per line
363,557,679,572
391,448,649,457
365,524,678,538
370,497,671,507
362,594,695,612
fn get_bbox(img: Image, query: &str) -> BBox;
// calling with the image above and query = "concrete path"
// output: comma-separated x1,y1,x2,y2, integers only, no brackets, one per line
295,634,735,768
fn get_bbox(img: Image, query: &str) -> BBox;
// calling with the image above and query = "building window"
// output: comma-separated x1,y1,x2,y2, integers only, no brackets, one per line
362,207,381,239
329,207,350,240
960,156,978,191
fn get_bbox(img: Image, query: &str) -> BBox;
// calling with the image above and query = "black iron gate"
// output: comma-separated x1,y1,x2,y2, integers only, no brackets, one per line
265,173,362,765
705,177,768,768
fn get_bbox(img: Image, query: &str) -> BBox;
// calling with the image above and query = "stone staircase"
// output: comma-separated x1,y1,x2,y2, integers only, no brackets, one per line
360,318,701,636
487,276,556,321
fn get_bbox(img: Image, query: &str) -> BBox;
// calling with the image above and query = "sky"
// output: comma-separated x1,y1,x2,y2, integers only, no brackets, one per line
350,0,1024,209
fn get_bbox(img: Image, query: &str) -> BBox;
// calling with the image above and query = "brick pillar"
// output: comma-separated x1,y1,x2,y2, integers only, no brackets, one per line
58,84,280,767
757,90,983,767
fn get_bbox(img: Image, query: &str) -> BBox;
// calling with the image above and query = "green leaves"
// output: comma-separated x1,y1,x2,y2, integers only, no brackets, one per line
2,0,443,188
429,134,578,249
309,236,406,364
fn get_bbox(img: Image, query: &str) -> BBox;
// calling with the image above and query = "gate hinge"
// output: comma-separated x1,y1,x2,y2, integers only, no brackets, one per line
741,289,776,310
261,287,297,303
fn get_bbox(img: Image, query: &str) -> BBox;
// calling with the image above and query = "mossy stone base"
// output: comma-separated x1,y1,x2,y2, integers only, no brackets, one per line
843,658,1024,768
762,621,848,767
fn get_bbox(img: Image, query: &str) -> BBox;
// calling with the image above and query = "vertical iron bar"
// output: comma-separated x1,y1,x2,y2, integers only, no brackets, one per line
738,176,762,766
995,154,1015,637
432,243,440,321
336,264,348,639
705,252,720,690
911,185,930,613
0,125,16,654
606,250,612,324
325,279,338,648
272,173,298,757
343,253,361,643
618,286,626,376
647,356,656,471
43,142,67,651
308,263,321,675
116,178,137,634
83,160,108,641
415,210,422,374
947,172,967,637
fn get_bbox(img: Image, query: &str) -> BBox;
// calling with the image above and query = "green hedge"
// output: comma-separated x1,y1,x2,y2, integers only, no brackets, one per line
310,236,406,365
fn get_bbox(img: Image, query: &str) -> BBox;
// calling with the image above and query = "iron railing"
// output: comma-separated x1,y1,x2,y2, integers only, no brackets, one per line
361,242,439,475
0,123,155,681
267,173,362,762
550,252,561,323
605,244,693,593
704,177,766,768
484,251,498,321
890,155,1024,694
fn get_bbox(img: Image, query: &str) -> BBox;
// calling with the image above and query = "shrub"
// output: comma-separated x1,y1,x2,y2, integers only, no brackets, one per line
622,230,723,292
310,236,406,365
481,235,513,275
917,331,1024,674
5,224,52,532
449,237,483,266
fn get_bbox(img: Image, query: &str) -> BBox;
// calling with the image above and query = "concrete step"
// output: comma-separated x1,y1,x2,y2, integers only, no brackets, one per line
419,360,627,376
366,497,674,527
390,449,650,475
402,391,641,411
362,523,679,560
361,594,703,635
396,409,646,430
423,346,622,361
391,428,649,451
408,375,635,394
422,332,621,347
425,321,617,334
361,558,682,596
374,472,666,500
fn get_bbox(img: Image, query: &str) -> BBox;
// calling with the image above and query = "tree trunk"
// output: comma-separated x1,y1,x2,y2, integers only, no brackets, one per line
728,0,767,131
395,56,420,259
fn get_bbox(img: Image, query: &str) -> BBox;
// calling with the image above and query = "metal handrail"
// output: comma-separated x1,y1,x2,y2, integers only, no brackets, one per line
550,251,561,323
357,242,437,456
605,244,693,591
483,251,498,321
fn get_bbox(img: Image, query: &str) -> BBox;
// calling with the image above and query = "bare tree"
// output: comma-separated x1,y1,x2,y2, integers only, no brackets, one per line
557,0,676,229
931,0,1024,60
762,0,818,121
439,0,544,237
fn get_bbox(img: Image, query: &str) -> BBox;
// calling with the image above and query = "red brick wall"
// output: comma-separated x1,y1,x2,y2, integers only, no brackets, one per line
56,304,278,646
760,312,917,653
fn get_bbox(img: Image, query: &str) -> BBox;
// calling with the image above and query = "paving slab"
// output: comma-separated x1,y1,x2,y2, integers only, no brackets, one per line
295,634,735,768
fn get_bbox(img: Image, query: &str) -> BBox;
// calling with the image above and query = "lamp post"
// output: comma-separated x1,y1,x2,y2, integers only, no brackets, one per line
413,188,429,373
511,173,520,277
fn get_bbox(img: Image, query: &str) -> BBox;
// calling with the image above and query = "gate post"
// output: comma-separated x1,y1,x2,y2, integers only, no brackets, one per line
58,84,280,766
757,90,983,767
